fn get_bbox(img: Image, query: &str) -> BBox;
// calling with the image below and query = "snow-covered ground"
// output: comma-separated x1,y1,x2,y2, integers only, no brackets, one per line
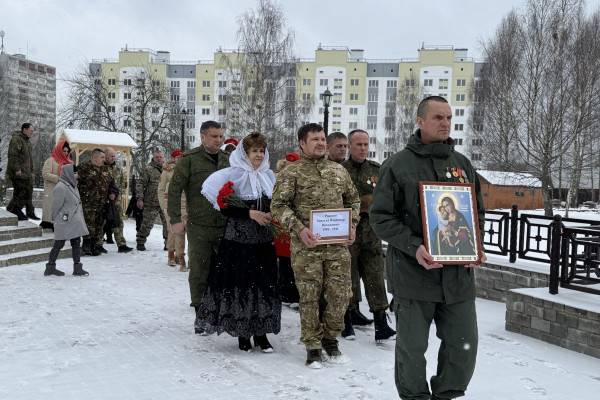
1,220,599,400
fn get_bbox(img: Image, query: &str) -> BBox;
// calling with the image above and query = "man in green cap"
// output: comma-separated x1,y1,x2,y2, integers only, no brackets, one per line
370,96,486,400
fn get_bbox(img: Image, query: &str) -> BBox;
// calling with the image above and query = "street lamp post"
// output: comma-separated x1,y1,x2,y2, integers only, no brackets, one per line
180,109,187,150
321,89,332,134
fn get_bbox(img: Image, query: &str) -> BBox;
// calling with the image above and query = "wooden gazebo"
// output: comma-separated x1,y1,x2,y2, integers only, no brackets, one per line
59,129,138,210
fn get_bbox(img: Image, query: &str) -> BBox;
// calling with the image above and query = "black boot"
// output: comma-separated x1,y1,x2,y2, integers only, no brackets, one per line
82,238,92,256
322,338,348,363
8,206,28,221
118,245,133,253
306,349,323,369
90,241,102,256
73,263,89,276
253,335,273,353
96,244,107,254
40,221,54,230
26,210,40,220
238,337,252,352
350,306,374,326
105,233,114,244
341,309,356,340
374,310,396,342
136,243,146,251
44,263,65,276
194,306,205,335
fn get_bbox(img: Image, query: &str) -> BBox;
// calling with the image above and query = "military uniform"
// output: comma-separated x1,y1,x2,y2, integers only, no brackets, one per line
271,154,360,350
370,131,484,400
106,162,127,247
136,160,167,247
77,161,113,247
342,157,389,313
168,146,229,306
6,132,34,217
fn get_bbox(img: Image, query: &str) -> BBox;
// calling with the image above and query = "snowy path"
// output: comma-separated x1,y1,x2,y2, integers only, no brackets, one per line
0,221,599,400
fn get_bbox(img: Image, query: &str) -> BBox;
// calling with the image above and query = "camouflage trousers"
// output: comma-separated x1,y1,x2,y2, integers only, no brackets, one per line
82,202,105,244
349,216,389,312
136,206,167,246
110,201,127,247
7,177,34,214
163,207,185,256
291,243,352,350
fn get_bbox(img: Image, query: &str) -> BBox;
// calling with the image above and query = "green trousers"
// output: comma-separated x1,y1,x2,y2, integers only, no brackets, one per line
187,222,222,306
394,298,478,400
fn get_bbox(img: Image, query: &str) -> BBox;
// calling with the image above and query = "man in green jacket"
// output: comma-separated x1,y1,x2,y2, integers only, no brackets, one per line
136,149,166,251
6,123,38,221
342,129,396,342
370,96,486,400
168,120,229,334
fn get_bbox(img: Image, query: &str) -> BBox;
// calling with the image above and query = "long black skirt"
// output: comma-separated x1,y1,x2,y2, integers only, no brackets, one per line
196,239,281,338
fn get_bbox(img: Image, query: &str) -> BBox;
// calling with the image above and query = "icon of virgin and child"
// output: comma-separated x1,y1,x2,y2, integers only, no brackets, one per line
431,195,476,256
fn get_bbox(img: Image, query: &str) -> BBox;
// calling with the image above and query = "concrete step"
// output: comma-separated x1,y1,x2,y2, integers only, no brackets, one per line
0,208,19,227
0,234,58,255
0,246,72,268
0,221,42,242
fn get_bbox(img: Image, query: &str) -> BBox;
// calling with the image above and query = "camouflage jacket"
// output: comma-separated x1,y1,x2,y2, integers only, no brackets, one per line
105,162,126,199
271,153,360,246
77,161,113,208
342,157,381,215
6,132,33,180
168,145,229,229
136,160,163,207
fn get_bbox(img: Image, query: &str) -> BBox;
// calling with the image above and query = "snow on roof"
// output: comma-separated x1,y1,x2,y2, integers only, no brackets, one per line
61,129,138,148
477,169,542,188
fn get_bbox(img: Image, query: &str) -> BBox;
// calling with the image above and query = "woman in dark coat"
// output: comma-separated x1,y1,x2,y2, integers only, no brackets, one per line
44,164,90,277
198,133,281,353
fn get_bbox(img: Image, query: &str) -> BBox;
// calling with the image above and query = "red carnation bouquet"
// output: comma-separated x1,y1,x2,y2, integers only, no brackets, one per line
216,181,284,237
216,181,248,209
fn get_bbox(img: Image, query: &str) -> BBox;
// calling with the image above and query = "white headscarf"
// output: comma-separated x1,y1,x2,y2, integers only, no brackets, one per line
201,143,276,210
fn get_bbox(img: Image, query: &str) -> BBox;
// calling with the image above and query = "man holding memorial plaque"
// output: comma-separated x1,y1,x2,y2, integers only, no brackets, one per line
272,123,360,369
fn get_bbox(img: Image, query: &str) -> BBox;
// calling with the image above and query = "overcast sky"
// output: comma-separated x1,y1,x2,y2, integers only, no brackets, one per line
2,0,600,103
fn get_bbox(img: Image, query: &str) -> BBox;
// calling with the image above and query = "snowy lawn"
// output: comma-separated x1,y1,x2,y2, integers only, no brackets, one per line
0,220,599,400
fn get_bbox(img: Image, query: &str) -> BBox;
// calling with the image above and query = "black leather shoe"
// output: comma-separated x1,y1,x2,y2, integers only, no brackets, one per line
26,213,40,221
136,244,146,251
238,337,252,352
253,335,273,353
118,245,133,253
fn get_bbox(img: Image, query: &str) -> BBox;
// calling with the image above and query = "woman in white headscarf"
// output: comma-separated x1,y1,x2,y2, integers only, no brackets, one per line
198,132,281,353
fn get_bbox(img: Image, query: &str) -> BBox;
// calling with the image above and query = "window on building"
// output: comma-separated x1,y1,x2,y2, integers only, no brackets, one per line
123,106,132,113
387,80,397,88
368,107,377,116
424,79,433,87
188,94,196,101
202,94,210,101
456,93,465,102
367,121,377,130
472,138,483,146
202,80,210,88
123,92,131,100
384,151,394,159
170,81,180,88
152,121,158,128
152,106,159,114
368,80,378,87
350,93,359,101
454,138,463,145
405,79,415,87
108,92,116,99
202,108,210,115
187,81,196,88
368,93,378,102
351,79,360,86
186,120,195,129
108,106,115,113
170,94,180,102
349,122,358,130
455,108,465,117
368,151,376,158
472,153,482,161
123,79,132,86
369,137,376,144
439,79,448,90
218,94,227,102
349,107,358,115
302,93,311,101
108,78,116,86
218,81,227,88
218,108,226,116
474,124,483,132
454,124,464,131
457,79,466,86
123,119,132,127
386,92,396,102
152,80,160,87
320,78,328,86
303,78,312,86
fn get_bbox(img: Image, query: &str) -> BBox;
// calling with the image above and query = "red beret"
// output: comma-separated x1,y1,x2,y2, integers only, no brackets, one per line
285,152,300,162
171,149,183,158
224,138,239,146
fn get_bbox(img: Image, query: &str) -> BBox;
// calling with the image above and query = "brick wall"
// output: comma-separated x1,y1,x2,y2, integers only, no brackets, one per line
475,262,549,302
506,290,600,359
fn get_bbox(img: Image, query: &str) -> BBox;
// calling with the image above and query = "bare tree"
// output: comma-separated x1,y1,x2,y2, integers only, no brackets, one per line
385,71,422,153
222,0,308,158
58,65,181,174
